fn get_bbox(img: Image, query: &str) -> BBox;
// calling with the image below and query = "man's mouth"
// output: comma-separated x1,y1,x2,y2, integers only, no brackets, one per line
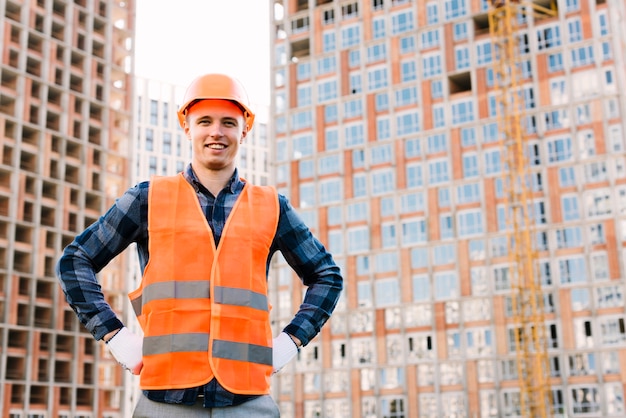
206,143,226,150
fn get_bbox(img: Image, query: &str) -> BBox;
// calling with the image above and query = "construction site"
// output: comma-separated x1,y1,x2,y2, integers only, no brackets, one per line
1,0,626,417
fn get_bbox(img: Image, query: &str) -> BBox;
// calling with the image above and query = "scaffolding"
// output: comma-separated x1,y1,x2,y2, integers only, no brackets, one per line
488,1,557,417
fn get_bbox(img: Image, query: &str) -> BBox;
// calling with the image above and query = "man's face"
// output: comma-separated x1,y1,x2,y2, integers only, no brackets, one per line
184,99,247,173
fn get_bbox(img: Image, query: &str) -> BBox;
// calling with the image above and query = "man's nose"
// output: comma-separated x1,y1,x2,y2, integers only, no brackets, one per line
208,122,223,137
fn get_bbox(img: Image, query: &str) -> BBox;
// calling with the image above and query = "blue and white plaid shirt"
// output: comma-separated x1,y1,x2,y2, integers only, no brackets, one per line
57,164,343,407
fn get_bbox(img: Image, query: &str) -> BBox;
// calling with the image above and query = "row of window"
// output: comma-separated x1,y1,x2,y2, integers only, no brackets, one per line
278,319,625,372
285,383,621,418
279,353,620,395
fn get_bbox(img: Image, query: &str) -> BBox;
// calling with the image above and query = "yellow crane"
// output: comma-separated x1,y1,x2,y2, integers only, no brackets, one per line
488,1,557,417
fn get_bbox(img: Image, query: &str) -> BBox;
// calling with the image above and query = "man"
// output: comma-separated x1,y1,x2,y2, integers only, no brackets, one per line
56,73,343,417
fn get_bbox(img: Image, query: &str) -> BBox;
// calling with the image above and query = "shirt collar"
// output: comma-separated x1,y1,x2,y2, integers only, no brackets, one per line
183,164,244,195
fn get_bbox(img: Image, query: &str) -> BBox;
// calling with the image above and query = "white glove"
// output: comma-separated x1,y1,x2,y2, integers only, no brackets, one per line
272,332,299,374
106,327,143,375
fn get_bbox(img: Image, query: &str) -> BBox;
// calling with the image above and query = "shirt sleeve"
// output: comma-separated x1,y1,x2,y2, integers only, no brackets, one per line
271,195,344,346
56,182,149,340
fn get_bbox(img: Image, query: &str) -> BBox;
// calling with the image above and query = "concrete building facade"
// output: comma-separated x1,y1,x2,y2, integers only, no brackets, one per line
0,0,135,416
268,0,626,417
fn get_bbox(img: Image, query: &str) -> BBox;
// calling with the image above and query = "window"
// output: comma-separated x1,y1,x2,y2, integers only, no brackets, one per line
405,137,421,158
345,123,365,147
406,164,423,188
451,99,474,125
402,218,427,245
433,244,455,265
292,134,314,159
391,10,415,34
410,247,428,268
399,35,416,54
299,183,315,208
444,0,467,20
570,386,600,414
366,43,387,63
547,136,572,163
375,278,400,307
353,173,367,197
382,223,397,248
367,67,388,90
423,54,442,78
344,98,363,118
341,2,359,19
421,29,440,49
426,133,447,154
439,188,451,207
407,332,435,361
372,16,385,39
567,18,582,43
596,284,624,309
571,45,594,68
457,182,481,204
348,50,360,67
463,153,480,179
561,195,580,221
401,192,425,213
341,25,361,48
325,128,339,150
599,317,626,345
297,84,312,107
537,24,561,50
317,56,337,76
559,256,586,284
548,52,564,72
585,189,612,217
453,21,468,40
396,111,420,136
431,79,443,98
455,46,470,70
571,288,590,311
372,169,394,195
400,60,417,82
476,41,492,65
395,86,418,107
348,227,370,253
484,149,501,175
319,179,342,204
466,327,493,357
433,105,445,128
426,2,439,24
413,275,430,301
428,159,450,184
291,110,313,131
375,92,389,111
322,8,335,25
458,210,484,236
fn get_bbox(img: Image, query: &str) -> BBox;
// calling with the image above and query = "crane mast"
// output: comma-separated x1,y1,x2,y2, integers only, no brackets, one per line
488,1,557,417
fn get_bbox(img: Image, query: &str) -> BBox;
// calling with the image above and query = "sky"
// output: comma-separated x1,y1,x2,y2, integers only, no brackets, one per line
133,0,271,105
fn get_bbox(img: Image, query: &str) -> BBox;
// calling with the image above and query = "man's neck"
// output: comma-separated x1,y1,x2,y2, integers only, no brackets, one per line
192,165,235,197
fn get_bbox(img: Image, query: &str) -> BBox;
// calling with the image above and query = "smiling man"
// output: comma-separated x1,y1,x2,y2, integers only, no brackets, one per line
56,74,343,417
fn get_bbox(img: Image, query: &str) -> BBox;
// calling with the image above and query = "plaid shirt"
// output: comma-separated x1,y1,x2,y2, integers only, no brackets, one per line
57,165,343,407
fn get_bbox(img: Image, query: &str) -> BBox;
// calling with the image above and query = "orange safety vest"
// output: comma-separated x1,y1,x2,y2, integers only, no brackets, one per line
128,173,279,394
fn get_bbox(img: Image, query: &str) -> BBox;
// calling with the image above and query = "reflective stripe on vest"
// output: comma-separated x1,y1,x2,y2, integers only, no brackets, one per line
129,173,279,393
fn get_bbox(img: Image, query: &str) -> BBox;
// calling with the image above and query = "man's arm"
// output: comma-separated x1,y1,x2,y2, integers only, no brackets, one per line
271,195,344,347
56,183,147,340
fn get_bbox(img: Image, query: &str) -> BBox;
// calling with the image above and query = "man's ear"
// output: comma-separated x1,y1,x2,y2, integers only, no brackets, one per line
240,127,248,144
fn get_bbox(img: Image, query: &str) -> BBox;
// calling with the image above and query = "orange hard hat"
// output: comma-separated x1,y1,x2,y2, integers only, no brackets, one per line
177,73,255,130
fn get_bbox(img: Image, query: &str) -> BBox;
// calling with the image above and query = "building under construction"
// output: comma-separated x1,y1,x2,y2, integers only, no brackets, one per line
0,0,134,416
268,0,626,417
2,0,626,417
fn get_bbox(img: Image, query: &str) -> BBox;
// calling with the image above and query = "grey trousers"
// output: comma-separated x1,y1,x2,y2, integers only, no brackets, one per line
133,394,281,417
